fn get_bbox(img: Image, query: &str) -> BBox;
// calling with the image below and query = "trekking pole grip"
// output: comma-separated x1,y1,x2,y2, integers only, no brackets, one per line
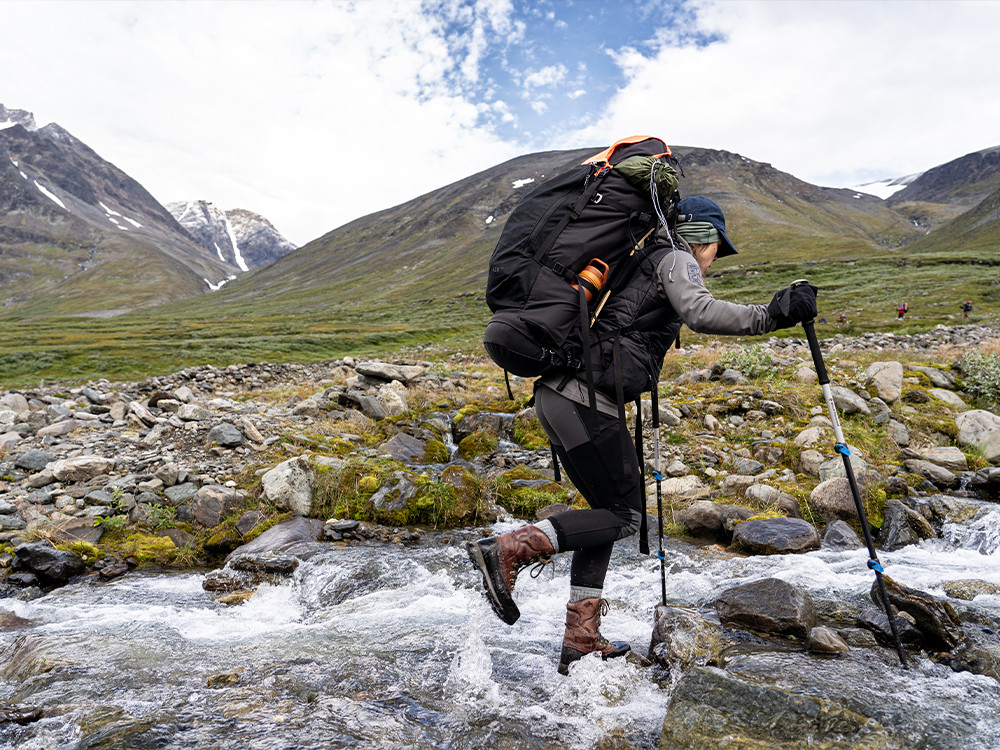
801,319,830,386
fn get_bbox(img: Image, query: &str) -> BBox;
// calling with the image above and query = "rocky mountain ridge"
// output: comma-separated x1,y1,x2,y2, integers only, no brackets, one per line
167,200,296,276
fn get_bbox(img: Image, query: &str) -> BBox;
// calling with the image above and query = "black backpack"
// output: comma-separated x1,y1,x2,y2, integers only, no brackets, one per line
483,136,680,387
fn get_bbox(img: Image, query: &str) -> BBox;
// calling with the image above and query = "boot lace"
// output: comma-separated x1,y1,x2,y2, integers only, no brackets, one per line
528,556,555,579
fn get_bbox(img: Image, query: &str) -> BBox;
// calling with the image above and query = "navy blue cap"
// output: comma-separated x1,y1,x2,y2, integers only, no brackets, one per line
676,196,739,257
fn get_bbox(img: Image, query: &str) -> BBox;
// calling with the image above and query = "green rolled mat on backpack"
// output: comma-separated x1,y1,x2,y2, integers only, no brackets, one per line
615,155,679,198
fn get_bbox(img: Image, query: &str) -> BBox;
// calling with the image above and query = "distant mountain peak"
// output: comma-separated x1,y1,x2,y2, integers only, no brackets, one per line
0,104,37,131
167,200,296,272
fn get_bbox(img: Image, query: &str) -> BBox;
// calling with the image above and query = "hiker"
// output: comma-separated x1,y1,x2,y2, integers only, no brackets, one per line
839,313,849,325
466,195,818,674
963,300,973,319
897,302,908,319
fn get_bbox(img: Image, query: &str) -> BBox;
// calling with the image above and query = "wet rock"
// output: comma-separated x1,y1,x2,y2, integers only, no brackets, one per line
942,579,1000,600
955,409,1000,463
716,577,816,638
731,517,821,555
858,607,922,647
880,498,936,550
872,575,961,650
942,625,1000,682
223,516,324,564
821,519,863,549
648,605,724,672
0,701,44,725
261,456,315,516
235,510,265,536
808,625,851,654
229,553,299,575
12,540,85,585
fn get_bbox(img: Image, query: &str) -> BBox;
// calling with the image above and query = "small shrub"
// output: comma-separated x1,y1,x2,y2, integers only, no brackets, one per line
717,345,776,380
960,350,1000,407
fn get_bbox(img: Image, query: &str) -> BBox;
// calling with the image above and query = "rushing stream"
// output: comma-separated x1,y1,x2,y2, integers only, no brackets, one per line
3,508,1000,749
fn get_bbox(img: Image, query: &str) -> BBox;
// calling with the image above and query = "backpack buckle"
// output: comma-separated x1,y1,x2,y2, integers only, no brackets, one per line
591,193,603,204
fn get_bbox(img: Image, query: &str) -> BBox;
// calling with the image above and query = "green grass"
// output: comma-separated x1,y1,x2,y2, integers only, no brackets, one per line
0,247,994,389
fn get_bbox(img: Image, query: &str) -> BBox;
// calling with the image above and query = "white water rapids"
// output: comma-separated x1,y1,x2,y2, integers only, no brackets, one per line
2,509,1000,749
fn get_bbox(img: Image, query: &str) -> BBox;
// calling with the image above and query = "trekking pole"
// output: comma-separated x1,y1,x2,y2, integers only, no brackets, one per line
800,310,909,669
651,388,667,606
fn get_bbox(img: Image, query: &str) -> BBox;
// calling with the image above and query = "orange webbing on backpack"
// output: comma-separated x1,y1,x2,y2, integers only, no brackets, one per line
581,136,671,167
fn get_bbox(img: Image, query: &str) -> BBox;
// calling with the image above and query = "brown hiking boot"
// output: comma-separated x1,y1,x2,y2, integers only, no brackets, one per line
558,597,630,675
465,525,553,625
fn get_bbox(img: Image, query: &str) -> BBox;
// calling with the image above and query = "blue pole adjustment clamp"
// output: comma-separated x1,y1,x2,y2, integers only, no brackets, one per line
835,443,851,456
652,471,663,481
657,550,666,561
867,559,884,573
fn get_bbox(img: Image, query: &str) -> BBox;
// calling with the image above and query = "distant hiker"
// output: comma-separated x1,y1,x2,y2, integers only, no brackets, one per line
963,300,973,318
467,195,818,674
839,313,849,325
818,317,827,324
897,302,908,319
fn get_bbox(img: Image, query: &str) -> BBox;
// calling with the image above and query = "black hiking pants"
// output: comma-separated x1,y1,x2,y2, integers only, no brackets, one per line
534,384,643,591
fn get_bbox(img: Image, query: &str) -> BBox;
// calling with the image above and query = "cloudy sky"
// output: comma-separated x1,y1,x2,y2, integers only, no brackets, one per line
3,0,999,246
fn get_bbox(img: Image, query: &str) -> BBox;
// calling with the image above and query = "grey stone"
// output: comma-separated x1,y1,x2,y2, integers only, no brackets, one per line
206,423,244,448
50,455,115,482
354,361,424,383
808,626,851,654
677,500,724,538
731,517,821,555
649,605,724,672
164,482,199,506
716,577,817,638
903,459,957,488
177,403,213,421
13,449,55,472
830,386,871,415
370,471,417,512
261,456,315,515
13,540,85,584
822,519,863,549
223,516,324,564
863,361,903,403
956,410,1000,462
192,485,245,528
809,477,860,523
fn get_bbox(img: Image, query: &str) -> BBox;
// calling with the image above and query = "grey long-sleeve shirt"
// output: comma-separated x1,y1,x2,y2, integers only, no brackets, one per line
537,243,776,414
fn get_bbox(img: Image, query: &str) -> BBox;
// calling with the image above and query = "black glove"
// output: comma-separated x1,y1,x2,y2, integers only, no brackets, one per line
767,282,818,329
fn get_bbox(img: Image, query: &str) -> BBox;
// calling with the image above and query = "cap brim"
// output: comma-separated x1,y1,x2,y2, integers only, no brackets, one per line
717,229,739,257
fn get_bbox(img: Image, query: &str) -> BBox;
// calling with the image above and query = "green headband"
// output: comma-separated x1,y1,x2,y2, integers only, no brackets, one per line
676,221,719,245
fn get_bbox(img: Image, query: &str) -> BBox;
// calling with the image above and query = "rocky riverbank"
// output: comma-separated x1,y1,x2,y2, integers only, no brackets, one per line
2,323,1000,747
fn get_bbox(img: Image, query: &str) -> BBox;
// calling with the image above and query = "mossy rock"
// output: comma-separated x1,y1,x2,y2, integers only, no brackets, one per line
511,411,548,450
441,464,496,525
457,429,499,459
495,466,569,519
107,533,178,565
422,438,450,464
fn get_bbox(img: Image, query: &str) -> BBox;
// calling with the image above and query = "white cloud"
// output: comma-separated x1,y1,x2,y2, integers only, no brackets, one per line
0,0,522,245
561,0,1000,188
522,64,569,92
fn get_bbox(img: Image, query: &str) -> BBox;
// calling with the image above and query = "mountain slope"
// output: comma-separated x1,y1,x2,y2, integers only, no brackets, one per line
186,144,923,315
167,200,297,273
0,108,235,315
887,145,1000,232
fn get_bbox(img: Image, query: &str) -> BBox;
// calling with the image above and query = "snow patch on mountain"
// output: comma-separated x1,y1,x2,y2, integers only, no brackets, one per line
850,173,922,200
34,180,66,209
